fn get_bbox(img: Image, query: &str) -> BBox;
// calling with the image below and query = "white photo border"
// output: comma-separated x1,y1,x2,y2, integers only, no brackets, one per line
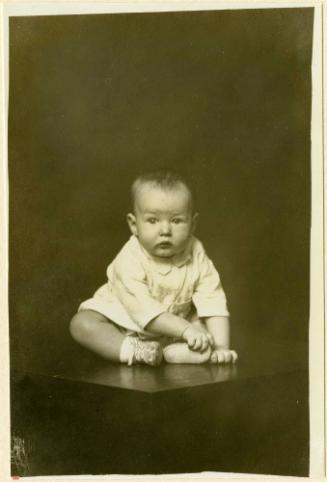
0,1,325,480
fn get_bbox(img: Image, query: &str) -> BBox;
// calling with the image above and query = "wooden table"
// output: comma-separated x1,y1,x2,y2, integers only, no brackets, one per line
11,332,309,477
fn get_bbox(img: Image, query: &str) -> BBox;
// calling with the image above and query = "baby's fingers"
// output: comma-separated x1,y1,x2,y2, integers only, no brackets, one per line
200,334,214,352
217,351,228,363
210,349,238,364
230,350,238,363
189,335,206,351
210,350,218,363
187,336,196,349
192,336,204,351
207,333,214,347
223,350,238,363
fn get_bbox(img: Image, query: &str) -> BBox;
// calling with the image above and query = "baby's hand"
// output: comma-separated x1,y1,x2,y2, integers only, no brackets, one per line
210,349,238,364
182,325,214,352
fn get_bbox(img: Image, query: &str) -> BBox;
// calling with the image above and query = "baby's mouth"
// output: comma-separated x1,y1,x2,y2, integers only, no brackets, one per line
157,241,173,249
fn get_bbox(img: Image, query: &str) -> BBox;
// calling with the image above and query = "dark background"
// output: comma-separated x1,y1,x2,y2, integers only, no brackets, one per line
9,8,313,373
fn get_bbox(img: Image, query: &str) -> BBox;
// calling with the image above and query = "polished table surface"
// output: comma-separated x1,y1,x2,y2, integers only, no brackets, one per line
20,331,307,393
11,332,309,477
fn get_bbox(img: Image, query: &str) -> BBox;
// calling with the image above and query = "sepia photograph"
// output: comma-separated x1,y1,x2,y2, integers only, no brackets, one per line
1,1,324,479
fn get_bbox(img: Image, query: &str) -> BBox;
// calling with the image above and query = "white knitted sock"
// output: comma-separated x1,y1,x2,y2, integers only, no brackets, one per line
120,336,163,366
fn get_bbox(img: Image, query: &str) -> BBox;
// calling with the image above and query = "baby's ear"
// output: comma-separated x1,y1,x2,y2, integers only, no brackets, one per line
192,212,199,232
127,213,138,235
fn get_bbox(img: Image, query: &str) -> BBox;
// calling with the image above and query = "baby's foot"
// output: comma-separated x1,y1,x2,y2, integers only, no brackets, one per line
129,338,163,366
163,342,211,364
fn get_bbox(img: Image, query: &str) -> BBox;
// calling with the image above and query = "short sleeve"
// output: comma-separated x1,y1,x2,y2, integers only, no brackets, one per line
192,243,229,318
110,249,166,329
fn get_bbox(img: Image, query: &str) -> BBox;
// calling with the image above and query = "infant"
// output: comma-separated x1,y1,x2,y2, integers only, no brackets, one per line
70,169,237,366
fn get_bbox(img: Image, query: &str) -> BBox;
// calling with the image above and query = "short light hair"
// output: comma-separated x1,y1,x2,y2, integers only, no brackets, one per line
130,168,195,212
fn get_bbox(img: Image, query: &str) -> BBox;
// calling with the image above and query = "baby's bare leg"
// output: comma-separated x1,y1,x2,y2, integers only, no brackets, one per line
70,310,163,365
162,317,212,364
163,342,211,364
70,310,124,361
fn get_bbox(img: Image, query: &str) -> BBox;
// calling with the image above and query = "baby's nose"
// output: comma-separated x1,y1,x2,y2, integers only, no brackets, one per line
160,221,172,235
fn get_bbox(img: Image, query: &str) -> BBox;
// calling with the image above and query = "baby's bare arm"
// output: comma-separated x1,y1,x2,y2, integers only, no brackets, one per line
205,316,230,349
147,312,213,352
204,316,238,363
147,312,188,337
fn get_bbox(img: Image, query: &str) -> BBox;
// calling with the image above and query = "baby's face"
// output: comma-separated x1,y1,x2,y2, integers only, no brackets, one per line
127,184,197,259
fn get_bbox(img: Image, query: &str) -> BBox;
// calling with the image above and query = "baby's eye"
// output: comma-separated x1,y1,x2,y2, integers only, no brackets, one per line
147,217,157,224
172,218,183,224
